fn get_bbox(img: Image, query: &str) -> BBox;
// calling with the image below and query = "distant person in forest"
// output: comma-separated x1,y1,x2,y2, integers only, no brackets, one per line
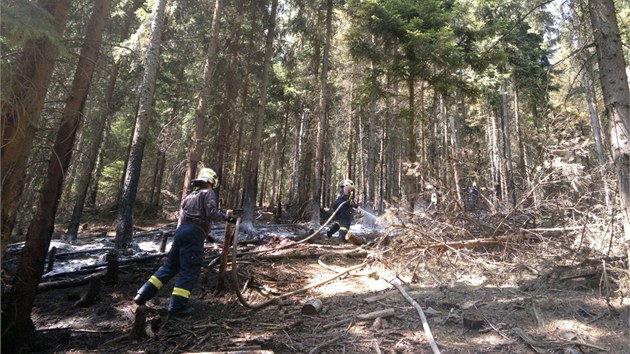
427,186,439,211
470,182,479,210
325,179,357,242
133,167,236,317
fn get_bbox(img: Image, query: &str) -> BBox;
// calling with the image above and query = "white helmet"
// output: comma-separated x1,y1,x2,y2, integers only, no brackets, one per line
340,179,354,190
194,167,218,185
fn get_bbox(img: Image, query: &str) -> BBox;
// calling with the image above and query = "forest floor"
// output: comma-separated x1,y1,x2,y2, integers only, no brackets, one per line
4,208,630,354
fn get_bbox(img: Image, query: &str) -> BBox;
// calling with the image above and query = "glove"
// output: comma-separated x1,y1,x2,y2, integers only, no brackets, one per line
226,216,238,224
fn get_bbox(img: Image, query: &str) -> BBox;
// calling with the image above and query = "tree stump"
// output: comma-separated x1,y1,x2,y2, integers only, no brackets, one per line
103,250,118,285
463,309,484,330
159,231,171,253
74,275,102,307
301,299,323,315
46,246,57,273
130,305,148,340
217,211,234,292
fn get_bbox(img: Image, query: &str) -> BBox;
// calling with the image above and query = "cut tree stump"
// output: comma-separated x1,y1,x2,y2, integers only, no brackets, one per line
462,309,484,330
74,275,102,307
301,299,323,315
217,211,234,291
103,250,118,285
46,246,57,273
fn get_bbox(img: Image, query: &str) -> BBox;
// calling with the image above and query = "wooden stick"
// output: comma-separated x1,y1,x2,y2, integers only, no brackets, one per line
218,212,234,291
356,308,395,320
387,279,440,354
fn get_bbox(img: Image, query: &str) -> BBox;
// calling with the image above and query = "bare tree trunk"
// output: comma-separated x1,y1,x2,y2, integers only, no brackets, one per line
311,0,333,225
450,114,463,207
366,75,377,212
577,34,612,209
588,0,630,264
0,0,72,259
490,104,502,204
405,77,417,211
292,110,307,204
2,0,111,349
347,64,356,181
182,0,223,199
67,1,142,239
115,0,168,248
501,78,516,206
241,0,278,235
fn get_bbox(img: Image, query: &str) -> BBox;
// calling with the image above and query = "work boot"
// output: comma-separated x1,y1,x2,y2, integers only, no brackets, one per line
169,306,195,318
133,294,147,306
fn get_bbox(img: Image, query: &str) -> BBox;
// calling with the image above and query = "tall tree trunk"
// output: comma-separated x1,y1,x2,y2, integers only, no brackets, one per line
347,64,356,181
450,114,463,207
405,77,417,212
115,0,168,248
583,58,611,209
2,0,111,349
0,0,72,259
182,0,224,199
311,0,333,225
501,78,516,205
490,104,502,204
67,1,142,239
275,111,290,218
588,0,630,264
241,0,278,234
366,68,377,212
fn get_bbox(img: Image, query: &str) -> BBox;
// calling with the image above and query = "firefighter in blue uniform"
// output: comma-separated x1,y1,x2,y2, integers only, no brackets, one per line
133,168,235,317
326,179,357,242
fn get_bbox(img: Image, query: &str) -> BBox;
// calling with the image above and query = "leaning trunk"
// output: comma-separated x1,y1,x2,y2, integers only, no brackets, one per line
0,0,72,259
1,0,111,349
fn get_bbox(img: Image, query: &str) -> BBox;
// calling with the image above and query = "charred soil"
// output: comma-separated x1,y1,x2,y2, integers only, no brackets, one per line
3,211,629,354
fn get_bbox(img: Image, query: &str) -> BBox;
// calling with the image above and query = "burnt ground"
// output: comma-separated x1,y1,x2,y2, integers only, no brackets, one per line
3,211,630,354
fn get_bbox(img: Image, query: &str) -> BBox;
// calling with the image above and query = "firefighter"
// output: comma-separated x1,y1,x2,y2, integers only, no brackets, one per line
326,179,357,242
133,167,236,317
470,182,479,211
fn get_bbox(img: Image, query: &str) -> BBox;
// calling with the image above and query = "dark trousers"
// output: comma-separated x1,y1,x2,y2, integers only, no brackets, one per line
136,224,205,312
327,218,351,240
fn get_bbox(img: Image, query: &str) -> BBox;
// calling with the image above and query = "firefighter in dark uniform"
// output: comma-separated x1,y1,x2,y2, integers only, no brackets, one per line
326,179,357,242
134,168,235,317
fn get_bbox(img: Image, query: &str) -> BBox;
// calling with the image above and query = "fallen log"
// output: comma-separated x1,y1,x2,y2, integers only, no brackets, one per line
421,233,539,251
42,253,166,280
356,308,395,321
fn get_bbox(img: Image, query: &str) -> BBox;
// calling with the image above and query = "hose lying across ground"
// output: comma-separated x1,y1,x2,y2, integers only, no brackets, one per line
238,200,349,256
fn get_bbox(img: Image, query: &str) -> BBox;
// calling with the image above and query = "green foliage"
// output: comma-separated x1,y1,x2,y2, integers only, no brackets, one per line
0,0,67,54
